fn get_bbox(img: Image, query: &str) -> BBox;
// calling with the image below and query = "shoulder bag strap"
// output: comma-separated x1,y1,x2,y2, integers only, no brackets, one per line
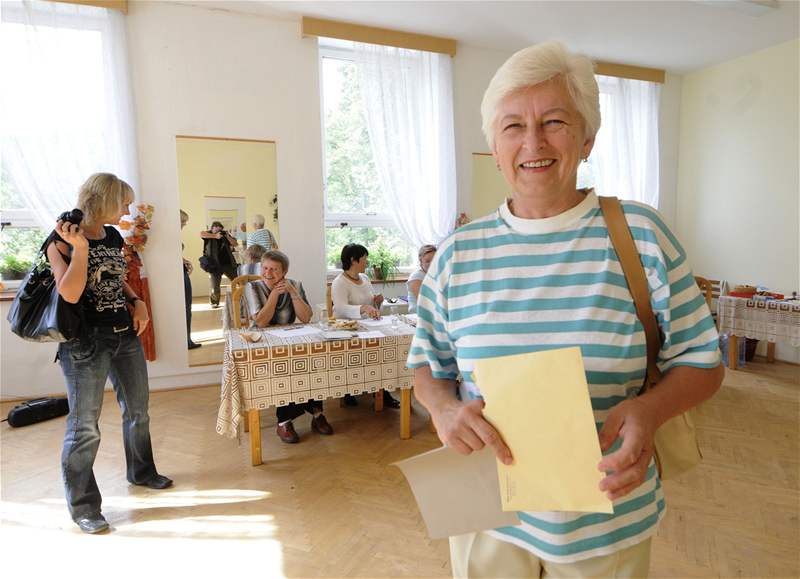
598,196,662,391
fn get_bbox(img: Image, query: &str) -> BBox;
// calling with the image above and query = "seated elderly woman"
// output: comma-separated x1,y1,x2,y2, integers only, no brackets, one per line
244,250,333,444
409,42,723,578
331,243,400,409
406,244,436,313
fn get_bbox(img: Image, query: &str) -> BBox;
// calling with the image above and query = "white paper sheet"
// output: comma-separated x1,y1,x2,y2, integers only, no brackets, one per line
322,330,355,340
394,446,520,539
360,318,390,327
264,326,323,338
355,330,385,339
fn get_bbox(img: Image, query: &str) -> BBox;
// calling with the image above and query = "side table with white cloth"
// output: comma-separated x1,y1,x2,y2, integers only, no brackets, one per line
216,321,416,465
717,295,800,369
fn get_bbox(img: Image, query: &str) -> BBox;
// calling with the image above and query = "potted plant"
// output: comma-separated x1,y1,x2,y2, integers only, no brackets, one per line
0,254,33,281
369,244,400,283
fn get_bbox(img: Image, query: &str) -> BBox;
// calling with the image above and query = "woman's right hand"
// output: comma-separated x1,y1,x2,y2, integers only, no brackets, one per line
56,220,88,252
432,399,513,465
360,304,380,319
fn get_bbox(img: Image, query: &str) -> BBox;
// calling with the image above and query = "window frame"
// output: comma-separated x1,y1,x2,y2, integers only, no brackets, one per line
319,44,415,274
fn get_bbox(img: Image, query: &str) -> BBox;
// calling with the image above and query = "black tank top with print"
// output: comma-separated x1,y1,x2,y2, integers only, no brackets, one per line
81,226,132,327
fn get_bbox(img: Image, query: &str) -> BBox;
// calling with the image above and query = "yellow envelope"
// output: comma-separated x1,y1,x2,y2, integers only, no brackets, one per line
474,346,613,514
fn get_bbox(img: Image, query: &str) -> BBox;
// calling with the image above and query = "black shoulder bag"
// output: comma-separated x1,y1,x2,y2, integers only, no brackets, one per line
6,233,82,342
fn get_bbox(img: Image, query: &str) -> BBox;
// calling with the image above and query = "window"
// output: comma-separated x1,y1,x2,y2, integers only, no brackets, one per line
320,47,416,272
0,1,138,287
0,162,43,284
579,75,661,208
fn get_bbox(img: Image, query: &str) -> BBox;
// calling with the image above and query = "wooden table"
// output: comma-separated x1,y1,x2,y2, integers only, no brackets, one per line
216,322,415,465
718,296,800,369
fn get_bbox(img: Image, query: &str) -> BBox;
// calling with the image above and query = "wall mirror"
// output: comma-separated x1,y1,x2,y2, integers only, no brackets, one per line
470,152,511,218
176,135,278,367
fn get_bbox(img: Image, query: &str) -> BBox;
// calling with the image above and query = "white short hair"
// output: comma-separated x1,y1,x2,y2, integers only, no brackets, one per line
481,41,600,150
252,214,265,228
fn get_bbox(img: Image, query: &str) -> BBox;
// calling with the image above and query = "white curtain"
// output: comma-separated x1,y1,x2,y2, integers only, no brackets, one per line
589,75,661,208
0,0,139,229
353,42,457,247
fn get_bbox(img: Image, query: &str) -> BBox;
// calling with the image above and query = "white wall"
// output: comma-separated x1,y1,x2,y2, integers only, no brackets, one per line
657,73,683,229
452,43,511,215
676,38,799,362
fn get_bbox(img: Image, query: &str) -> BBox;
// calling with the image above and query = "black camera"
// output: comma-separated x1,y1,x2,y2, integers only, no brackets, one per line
58,208,84,226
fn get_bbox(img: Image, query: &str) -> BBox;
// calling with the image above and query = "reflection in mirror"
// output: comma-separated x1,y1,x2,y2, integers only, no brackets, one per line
175,136,278,367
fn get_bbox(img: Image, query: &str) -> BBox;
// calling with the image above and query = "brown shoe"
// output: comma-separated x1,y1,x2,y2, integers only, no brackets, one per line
276,421,300,443
311,414,334,435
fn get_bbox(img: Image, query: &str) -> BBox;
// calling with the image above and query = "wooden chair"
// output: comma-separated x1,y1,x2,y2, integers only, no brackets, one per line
695,276,713,308
230,275,260,329
695,276,722,330
325,283,334,320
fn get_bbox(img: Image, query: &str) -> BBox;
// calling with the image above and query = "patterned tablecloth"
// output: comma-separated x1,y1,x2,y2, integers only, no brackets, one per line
718,296,800,346
216,323,415,438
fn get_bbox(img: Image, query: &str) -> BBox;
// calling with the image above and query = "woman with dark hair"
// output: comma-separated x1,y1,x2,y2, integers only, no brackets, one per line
331,243,383,320
331,243,399,409
48,173,172,534
200,221,238,308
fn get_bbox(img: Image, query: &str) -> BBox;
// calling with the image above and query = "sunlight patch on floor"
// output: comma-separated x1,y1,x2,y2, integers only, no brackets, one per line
191,328,225,342
1,493,286,578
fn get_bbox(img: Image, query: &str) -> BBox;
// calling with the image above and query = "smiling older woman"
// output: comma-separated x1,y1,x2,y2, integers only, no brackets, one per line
245,251,333,443
408,42,723,578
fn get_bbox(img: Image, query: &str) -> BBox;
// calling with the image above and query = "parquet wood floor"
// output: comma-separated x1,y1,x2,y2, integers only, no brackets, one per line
1,359,797,578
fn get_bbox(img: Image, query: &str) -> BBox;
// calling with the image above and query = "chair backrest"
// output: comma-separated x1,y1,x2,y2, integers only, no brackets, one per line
230,275,261,329
695,276,713,308
325,283,333,320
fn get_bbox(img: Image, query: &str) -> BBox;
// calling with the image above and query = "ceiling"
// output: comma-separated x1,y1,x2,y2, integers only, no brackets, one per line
180,0,799,73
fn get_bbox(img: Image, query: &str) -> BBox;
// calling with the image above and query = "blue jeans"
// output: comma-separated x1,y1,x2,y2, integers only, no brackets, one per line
58,326,159,520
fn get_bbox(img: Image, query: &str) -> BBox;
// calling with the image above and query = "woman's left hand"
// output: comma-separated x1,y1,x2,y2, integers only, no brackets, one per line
596,398,658,500
132,299,150,336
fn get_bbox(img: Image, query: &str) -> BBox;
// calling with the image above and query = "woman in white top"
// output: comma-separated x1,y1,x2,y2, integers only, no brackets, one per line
331,243,384,320
331,243,399,409
406,244,436,313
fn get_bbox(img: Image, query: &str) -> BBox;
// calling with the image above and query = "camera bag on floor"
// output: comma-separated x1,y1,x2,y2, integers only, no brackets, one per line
6,397,70,427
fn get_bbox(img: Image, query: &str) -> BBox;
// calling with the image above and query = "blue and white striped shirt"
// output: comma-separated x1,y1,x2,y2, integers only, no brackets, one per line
247,228,277,251
407,191,720,563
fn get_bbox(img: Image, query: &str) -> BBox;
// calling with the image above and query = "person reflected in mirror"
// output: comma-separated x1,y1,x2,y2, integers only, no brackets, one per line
238,244,266,277
244,250,331,443
200,221,238,308
331,243,399,409
180,210,201,349
407,244,436,314
47,173,173,535
246,214,278,251
237,221,248,248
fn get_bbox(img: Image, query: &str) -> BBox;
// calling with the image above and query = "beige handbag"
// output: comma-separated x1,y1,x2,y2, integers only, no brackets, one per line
600,196,702,480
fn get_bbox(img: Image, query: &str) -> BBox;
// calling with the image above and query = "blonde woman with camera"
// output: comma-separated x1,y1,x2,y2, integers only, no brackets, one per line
48,173,172,535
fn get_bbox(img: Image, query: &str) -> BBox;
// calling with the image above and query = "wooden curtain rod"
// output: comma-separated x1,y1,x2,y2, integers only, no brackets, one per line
176,135,276,145
595,61,665,84
47,0,128,14
302,16,457,57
